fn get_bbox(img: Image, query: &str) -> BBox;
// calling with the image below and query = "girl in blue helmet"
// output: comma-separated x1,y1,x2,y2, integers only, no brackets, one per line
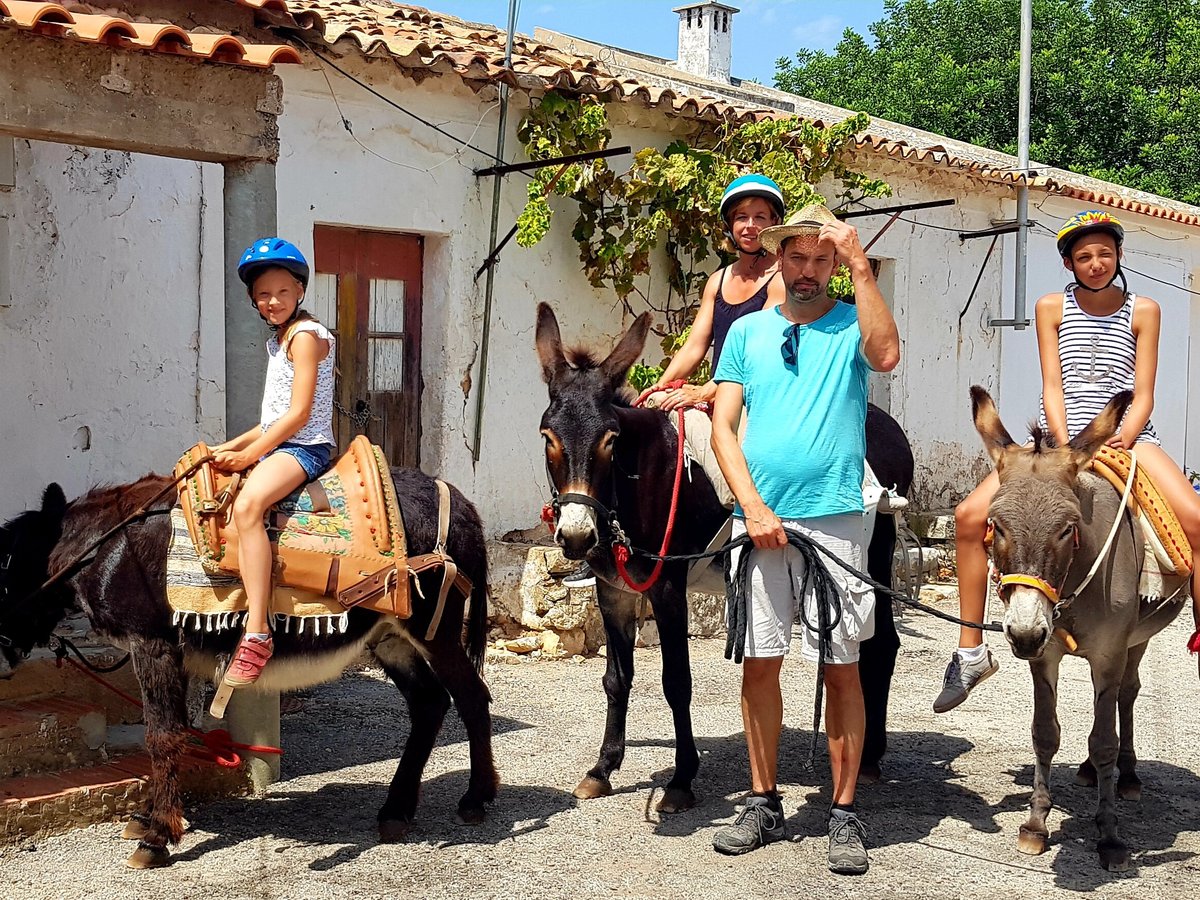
650,174,786,408
211,238,336,687
937,211,1200,712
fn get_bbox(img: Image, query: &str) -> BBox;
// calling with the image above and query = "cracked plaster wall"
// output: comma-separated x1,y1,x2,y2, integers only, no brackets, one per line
0,140,223,517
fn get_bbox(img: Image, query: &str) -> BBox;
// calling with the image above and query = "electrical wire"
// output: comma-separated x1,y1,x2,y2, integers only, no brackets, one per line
316,59,500,174
297,38,516,170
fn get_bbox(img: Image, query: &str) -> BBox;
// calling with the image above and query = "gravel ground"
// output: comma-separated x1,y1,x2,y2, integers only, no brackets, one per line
4,607,1199,899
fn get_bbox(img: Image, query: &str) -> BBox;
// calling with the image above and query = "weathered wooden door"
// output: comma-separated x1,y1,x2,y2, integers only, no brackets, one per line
311,227,423,467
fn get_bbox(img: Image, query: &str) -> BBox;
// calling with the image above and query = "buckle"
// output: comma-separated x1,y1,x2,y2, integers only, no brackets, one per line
0,552,11,571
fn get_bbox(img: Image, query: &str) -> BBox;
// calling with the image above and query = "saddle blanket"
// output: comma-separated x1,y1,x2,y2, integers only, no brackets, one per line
166,508,349,635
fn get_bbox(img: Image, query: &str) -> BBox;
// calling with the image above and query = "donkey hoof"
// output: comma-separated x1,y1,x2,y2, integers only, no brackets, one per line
121,819,149,841
1099,839,1132,872
455,804,488,826
573,775,612,800
655,787,695,814
1117,775,1142,802
1016,825,1048,856
126,844,171,869
377,819,412,843
1076,760,1098,787
858,762,882,785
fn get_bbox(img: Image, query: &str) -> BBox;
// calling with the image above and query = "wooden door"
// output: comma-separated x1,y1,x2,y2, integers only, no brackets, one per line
312,227,423,467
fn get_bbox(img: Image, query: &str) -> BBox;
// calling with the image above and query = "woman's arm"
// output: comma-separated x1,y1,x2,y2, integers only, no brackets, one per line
1113,296,1160,448
656,270,720,388
212,331,328,471
1035,293,1069,445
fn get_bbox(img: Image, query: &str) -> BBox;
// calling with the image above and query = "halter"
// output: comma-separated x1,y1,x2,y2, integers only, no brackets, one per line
986,448,1137,619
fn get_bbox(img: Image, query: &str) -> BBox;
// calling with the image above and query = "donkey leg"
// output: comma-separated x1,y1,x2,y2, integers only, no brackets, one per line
651,574,698,814
371,633,452,842
1018,654,1062,856
415,630,498,825
1116,641,1148,802
1088,658,1130,871
575,584,637,800
126,639,190,869
860,514,900,781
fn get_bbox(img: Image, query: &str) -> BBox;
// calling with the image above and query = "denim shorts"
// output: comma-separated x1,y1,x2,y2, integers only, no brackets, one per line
272,442,333,482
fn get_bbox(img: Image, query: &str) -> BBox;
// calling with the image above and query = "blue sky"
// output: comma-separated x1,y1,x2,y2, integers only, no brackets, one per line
428,1,888,84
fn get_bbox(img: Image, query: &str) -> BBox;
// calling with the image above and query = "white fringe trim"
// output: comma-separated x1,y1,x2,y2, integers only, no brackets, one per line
170,609,348,635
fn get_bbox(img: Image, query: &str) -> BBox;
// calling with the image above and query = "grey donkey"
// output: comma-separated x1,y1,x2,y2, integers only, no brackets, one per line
971,386,1188,872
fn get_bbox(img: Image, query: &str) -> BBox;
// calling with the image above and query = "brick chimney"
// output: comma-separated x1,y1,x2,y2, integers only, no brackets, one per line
673,1,738,82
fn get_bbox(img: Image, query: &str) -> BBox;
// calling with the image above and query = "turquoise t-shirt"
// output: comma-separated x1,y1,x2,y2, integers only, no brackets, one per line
713,303,869,519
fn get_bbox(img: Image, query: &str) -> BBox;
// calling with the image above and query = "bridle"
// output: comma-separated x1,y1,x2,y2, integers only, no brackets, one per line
987,448,1137,621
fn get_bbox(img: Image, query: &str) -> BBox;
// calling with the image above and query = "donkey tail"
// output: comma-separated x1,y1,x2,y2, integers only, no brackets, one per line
465,557,489,674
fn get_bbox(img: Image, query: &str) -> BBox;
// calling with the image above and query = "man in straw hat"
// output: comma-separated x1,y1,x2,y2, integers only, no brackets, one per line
709,201,900,875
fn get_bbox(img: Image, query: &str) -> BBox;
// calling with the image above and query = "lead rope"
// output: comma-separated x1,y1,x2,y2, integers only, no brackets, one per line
1058,448,1137,607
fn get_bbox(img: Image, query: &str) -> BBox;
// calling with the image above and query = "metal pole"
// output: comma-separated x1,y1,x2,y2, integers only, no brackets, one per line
1013,0,1032,330
472,0,518,461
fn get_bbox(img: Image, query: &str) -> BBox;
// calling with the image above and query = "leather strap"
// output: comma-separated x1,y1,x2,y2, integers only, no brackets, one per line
424,480,455,641
304,479,333,515
998,573,1061,605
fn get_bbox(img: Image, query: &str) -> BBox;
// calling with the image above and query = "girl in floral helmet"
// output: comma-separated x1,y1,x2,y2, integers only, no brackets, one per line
937,211,1200,712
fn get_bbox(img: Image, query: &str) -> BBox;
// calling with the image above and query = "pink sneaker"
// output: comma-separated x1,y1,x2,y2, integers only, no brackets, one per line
224,635,273,686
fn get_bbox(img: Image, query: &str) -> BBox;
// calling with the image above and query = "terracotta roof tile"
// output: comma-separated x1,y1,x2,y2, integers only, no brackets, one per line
0,0,302,68
283,1,1199,227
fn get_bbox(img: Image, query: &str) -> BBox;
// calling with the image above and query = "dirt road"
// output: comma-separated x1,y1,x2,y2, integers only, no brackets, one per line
3,609,1199,899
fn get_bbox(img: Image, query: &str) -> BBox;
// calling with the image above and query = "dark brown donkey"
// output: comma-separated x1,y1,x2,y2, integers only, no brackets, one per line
0,469,496,868
971,386,1187,871
535,303,913,813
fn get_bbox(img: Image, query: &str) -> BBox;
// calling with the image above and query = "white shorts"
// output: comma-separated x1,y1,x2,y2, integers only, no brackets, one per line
728,514,876,663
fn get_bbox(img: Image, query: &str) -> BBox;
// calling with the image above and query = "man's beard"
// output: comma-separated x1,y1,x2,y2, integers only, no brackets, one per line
786,281,825,304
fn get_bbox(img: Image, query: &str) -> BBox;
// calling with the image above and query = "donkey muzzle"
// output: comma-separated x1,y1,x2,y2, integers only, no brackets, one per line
555,502,599,559
1003,584,1055,659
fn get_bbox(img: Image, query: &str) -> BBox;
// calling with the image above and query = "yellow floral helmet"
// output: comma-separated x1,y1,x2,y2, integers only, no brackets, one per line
1056,210,1124,258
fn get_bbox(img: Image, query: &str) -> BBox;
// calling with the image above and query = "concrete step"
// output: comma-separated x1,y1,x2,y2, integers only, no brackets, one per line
0,649,143,726
0,751,250,845
0,697,108,779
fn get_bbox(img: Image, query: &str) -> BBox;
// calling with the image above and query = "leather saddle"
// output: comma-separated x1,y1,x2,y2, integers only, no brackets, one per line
174,435,471,624
1090,445,1193,577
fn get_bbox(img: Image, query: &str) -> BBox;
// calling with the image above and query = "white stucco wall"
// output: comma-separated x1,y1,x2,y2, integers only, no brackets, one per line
0,141,225,518
4,55,1198,530
272,59,678,536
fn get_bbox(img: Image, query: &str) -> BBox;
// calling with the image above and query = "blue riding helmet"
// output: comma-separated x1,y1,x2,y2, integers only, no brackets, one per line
237,237,310,289
719,174,786,223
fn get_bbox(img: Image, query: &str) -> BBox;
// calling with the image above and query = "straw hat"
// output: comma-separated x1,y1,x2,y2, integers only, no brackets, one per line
758,201,838,255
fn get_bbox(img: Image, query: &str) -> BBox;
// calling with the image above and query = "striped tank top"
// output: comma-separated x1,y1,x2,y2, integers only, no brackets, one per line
1038,286,1158,445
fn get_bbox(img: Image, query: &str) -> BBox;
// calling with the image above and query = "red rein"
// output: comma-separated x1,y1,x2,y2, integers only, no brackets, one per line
612,385,690,593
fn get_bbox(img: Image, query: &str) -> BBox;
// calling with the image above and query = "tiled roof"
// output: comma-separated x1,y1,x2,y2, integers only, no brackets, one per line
282,1,1200,227
0,0,302,67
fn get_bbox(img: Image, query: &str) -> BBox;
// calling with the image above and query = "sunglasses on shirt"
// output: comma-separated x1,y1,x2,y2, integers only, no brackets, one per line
781,323,801,368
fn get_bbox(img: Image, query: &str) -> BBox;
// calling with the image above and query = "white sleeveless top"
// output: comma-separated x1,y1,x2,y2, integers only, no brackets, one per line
260,319,336,447
1038,286,1158,445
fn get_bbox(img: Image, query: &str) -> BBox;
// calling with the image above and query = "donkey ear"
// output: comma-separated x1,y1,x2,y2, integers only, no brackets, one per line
41,483,67,519
970,385,1019,467
534,302,567,385
1066,390,1133,470
599,312,653,389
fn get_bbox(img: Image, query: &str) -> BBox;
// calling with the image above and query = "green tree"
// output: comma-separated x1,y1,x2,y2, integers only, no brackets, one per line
775,0,1200,205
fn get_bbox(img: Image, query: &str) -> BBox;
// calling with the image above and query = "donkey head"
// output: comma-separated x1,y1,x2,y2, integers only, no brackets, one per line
0,484,68,676
971,386,1131,659
535,302,652,558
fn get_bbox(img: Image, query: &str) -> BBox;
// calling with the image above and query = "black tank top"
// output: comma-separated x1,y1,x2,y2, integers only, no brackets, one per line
711,266,772,370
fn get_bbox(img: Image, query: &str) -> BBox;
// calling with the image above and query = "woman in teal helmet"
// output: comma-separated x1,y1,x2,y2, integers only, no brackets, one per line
649,174,787,409
210,238,337,691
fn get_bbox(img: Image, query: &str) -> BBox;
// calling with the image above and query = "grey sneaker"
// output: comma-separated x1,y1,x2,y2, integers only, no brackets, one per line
712,793,785,855
828,812,869,875
559,562,597,588
933,649,1000,713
